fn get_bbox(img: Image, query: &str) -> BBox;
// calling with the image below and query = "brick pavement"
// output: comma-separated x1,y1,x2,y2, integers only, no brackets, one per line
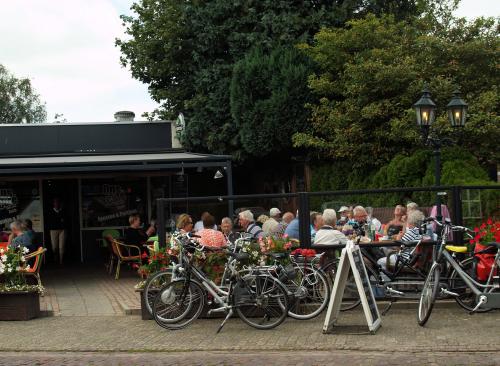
1,308,500,353
1,350,500,366
38,266,141,316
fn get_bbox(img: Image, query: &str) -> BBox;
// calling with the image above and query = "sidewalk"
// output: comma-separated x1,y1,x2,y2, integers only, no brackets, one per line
39,266,141,316
2,307,500,353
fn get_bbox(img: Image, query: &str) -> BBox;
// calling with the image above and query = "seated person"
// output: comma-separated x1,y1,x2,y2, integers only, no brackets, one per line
310,212,323,241
377,210,424,271
8,219,36,253
384,205,406,238
314,209,347,246
23,219,36,241
196,214,226,248
220,217,240,244
124,214,153,246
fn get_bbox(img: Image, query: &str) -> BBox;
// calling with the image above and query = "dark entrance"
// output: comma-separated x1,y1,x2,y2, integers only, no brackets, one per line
42,179,80,265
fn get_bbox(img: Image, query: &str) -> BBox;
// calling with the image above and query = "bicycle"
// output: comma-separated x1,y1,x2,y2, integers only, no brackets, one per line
256,250,331,320
417,218,500,326
151,237,290,332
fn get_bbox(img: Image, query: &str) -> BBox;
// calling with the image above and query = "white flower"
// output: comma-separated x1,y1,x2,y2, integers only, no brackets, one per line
22,247,29,254
7,267,12,273
0,248,4,254
1,255,6,262
20,256,25,262
16,266,21,271
24,265,30,271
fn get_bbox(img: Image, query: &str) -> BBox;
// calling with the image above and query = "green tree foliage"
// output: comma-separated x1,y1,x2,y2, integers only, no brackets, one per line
294,14,499,169
0,64,46,124
230,46,312,159
117,0,430,160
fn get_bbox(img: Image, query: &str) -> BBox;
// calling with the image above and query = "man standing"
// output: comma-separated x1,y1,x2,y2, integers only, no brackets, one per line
47,198,66,265
238,210,263,239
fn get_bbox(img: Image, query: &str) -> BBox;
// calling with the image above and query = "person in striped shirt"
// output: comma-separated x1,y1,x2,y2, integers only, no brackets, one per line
377,210,425,271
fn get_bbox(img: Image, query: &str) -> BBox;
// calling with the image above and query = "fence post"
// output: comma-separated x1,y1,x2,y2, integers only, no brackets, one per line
298,192,311,248
157,199,166,248
452,186,463,244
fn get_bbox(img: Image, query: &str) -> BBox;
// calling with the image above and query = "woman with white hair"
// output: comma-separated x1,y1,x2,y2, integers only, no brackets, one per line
314,209,347,245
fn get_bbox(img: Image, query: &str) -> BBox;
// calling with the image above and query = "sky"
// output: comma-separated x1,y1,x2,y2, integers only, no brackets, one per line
0,0,498,123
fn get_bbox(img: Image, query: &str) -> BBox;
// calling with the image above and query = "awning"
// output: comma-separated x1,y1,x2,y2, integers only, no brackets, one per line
0,151,232,176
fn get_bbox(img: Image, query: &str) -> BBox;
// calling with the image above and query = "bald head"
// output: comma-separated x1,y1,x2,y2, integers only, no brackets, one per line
282,212,295,224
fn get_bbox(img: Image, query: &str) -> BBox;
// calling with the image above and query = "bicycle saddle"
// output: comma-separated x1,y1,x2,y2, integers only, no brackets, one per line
445,245,468,253
228,252,249,261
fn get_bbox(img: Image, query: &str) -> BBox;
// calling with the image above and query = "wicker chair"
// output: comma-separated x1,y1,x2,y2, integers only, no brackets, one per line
111,239,142,280
21,247,47,290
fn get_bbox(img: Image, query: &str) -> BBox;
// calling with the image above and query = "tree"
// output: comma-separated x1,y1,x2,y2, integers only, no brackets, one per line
0,64,46,124
230,45,312,159
117,0,431,160
293,14,499,169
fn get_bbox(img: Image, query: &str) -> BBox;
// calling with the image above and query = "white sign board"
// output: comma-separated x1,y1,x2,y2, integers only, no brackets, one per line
323,240,381,334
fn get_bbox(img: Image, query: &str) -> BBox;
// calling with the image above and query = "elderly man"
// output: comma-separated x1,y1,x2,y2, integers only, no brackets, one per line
238,210,263,239
262,208,281,236
314,209,347,245
220,217,240,243
8,219,36,252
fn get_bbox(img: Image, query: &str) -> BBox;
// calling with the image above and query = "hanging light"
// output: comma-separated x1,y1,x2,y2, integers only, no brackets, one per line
413,87,437,128
446,90,468,128
214,170,224,179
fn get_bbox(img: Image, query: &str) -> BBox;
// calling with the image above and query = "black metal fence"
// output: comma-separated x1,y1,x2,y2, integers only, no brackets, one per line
156,185,500,248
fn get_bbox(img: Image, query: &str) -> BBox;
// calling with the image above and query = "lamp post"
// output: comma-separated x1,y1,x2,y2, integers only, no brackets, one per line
413,87,468,227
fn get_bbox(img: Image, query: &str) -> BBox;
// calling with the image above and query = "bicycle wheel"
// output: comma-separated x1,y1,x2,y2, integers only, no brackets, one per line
322,260,361,311
449,257,493,313
152,279,205,330
234,274,289,330
418,262,440,326
143,269,173,316
286,265,330,320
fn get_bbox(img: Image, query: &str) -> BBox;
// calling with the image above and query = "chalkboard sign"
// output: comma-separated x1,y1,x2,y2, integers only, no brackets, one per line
351,246,380,325
323,240,381,334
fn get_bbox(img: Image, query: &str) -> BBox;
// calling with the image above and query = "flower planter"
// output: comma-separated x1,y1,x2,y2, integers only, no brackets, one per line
0,291,40,321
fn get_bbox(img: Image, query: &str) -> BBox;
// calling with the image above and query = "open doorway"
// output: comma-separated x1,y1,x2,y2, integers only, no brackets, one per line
42,179,80,266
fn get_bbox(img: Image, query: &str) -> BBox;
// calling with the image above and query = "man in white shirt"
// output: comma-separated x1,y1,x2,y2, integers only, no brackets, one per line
314,209,347,245
194,211,217,231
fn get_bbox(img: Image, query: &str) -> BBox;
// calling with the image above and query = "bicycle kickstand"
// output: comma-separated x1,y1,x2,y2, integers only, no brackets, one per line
216,309,233,334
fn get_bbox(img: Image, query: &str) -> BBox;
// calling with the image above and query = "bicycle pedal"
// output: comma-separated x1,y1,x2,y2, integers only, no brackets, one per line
440,288,459,297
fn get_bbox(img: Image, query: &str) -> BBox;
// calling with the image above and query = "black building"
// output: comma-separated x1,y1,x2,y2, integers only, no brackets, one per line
0,121,232,263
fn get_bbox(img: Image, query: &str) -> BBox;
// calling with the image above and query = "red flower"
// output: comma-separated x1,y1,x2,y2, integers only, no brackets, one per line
480,223,486,230
474,227,479,233
469,239,475,245
141,252,148,259
487,218,493,225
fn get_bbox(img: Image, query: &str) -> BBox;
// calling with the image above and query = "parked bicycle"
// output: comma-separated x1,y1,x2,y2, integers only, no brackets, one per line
418,218,500,326
151,236,290,332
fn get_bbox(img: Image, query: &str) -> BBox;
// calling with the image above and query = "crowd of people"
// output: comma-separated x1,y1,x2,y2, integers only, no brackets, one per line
127,201,432,250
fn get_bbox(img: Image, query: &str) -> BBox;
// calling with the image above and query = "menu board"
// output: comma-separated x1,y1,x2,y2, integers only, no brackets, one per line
0,181,42,232
81,178,147,228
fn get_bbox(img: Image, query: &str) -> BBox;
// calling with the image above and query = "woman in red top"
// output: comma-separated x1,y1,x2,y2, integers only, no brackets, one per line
196,214,227,248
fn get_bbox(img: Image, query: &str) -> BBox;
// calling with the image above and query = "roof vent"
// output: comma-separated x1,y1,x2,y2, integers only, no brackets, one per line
114,111,135,122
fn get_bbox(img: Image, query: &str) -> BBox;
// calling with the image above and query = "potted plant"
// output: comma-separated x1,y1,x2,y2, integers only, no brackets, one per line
0,246,44,320
469,218,500,282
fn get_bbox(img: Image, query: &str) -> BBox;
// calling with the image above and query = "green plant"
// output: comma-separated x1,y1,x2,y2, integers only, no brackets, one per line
0,246,43,293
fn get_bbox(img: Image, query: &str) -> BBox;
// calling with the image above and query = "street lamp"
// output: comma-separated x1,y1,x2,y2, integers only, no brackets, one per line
413,87,467,229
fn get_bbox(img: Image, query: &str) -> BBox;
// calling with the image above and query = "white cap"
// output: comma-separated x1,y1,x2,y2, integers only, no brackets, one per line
338,206,349,213
269,208,281,217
